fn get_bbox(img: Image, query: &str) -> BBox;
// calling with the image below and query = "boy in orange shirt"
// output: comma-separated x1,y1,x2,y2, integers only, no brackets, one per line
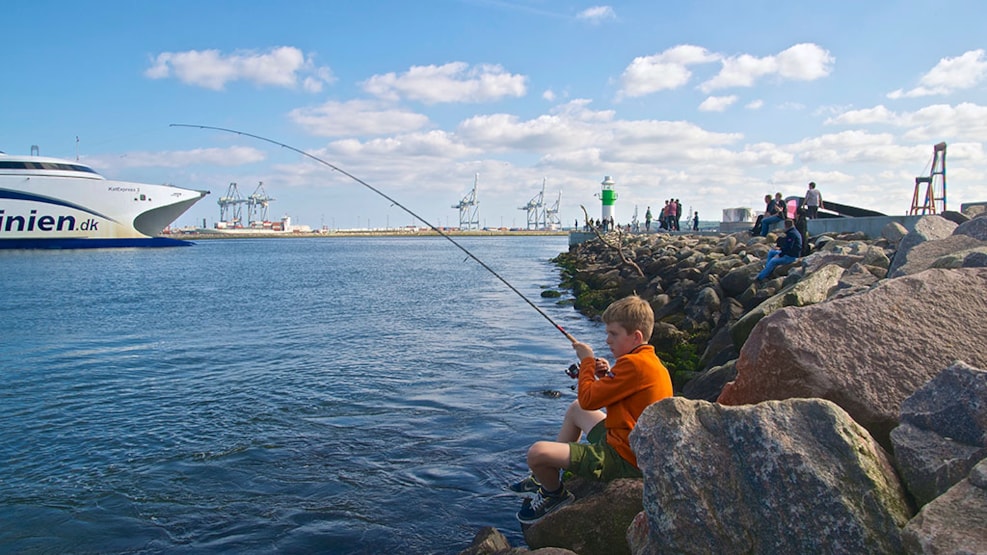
510,295,673,523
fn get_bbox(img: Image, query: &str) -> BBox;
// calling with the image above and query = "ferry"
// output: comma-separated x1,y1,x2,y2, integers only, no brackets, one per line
0,151,208,249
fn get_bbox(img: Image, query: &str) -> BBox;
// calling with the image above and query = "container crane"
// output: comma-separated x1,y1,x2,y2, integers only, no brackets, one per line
452,173,480,230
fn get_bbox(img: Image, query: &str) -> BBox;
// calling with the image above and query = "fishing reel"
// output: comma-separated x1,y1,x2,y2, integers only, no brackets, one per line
564,363,580,379
565,359,614,380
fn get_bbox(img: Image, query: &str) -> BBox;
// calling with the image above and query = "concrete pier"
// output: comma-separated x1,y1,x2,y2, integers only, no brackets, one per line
568,214,926,246
806,215,922,238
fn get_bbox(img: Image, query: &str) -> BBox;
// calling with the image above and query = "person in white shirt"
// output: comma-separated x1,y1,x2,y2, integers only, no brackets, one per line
803,182,823,219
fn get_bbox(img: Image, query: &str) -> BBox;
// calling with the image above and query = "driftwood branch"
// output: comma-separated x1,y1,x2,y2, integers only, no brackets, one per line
580,205,645,278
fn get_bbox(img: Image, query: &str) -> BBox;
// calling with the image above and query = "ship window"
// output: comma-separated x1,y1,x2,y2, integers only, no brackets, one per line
0,161,100,174
140,194,147,201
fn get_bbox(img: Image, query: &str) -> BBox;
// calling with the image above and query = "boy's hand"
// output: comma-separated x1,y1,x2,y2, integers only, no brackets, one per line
572,340,594,362
594,358,612,378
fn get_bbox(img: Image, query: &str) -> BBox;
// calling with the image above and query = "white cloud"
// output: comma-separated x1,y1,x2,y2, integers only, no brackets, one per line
789,130,903,165
901,102,987,142
618,43,832,99
618,45,720,98
775,43,835,80
362,62,527,104
289,100,431,137
577,6,616,23
699,95,738,112
826,104,898,126
319,130,480,160
826,102,987,141
746,99,764,110
95,147,266,169
700,43,834,92
457,112,593,151
887,49,987,98
145,47,333,92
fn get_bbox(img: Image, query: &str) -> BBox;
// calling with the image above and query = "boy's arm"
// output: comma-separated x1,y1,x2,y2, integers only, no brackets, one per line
577,355,640,410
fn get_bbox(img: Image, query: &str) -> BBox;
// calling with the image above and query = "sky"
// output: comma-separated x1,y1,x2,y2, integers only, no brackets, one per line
2,0,986,230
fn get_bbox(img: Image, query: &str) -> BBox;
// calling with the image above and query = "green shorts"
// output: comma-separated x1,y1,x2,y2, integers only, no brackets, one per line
568,421,642,481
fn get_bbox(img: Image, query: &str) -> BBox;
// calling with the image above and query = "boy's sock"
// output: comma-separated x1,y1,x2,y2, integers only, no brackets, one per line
541,484,565,497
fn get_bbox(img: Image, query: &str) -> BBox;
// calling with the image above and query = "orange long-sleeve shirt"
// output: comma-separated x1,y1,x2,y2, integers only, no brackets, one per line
577,344,672,467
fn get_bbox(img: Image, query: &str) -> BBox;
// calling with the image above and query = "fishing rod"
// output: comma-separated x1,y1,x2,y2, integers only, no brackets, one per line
170,123,578,345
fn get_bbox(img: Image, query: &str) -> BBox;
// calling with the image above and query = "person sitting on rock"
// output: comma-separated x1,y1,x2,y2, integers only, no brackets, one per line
760,192,785,236
756,218,802,281
508,295,673,523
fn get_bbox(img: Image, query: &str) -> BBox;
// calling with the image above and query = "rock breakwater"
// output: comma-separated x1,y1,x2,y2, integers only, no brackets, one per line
459,212,987,554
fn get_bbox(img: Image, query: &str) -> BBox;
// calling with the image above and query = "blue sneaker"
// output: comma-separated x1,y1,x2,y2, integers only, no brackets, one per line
516,488,574,523
507,475,541,496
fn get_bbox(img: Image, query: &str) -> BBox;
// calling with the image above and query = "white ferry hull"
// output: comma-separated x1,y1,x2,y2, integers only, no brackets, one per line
0,154,208,249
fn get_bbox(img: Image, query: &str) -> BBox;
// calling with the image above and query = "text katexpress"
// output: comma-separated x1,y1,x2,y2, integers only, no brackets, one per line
0,209,99,233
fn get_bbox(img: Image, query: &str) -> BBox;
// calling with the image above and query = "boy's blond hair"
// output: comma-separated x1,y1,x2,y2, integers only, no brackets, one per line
601,295,654,342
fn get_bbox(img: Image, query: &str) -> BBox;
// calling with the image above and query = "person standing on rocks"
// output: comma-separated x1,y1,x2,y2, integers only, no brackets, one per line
508,295,673,523
802,181,823,219
645,207,652,232
693,211,699,232
756,218,802,280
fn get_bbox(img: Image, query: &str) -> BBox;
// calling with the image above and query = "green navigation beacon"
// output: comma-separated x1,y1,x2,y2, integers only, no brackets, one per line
600,175,617,223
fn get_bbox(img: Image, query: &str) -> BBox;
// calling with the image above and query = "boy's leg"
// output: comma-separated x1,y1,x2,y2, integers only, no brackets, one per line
526,440,572,492
511,402,603,494
556,401,605,443
529,405,604,490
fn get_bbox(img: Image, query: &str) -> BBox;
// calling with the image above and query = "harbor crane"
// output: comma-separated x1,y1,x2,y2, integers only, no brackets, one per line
246,182,275,227
520,178,548,230
545,190,562,230
452,173,480,230
910,142,947,215
217,182,246,228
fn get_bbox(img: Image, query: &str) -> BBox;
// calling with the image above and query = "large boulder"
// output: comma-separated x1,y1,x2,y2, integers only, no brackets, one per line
890,361,987,507
928,245,987,270
888,215,958,277
888,234,986,278
729,263,845,350
720,262,762,296
718,268,987,449
902,458,987,555
939,210,970,225
799,251,866,275
883,221,909,246
459,525,577,554
521,478,643,555
629,398,912,554
681,359,737,402
953,213,987,241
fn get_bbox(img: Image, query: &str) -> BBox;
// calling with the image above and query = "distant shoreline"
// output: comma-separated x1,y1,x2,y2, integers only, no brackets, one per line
166,229,571,240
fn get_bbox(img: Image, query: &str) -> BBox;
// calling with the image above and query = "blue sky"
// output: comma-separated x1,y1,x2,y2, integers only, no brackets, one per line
3,0,985,230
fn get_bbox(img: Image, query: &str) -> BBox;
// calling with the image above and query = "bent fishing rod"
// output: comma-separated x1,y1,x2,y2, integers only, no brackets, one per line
170,123,578,345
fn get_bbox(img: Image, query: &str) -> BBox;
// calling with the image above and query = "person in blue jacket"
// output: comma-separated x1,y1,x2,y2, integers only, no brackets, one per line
756,218,802,280
759,192,785,236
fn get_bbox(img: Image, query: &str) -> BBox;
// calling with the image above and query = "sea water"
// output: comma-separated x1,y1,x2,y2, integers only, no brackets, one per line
0,236,603,554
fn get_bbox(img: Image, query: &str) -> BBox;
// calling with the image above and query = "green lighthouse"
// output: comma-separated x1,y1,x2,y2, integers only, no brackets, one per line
600,175,617,223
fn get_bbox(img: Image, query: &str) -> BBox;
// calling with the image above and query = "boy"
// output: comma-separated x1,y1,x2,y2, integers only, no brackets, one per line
509,295,673,523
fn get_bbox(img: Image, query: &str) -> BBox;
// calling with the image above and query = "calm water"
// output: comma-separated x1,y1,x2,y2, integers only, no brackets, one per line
0,236,602,554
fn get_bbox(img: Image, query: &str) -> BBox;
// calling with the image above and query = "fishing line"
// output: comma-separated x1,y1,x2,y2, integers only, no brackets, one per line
171,123,577,344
